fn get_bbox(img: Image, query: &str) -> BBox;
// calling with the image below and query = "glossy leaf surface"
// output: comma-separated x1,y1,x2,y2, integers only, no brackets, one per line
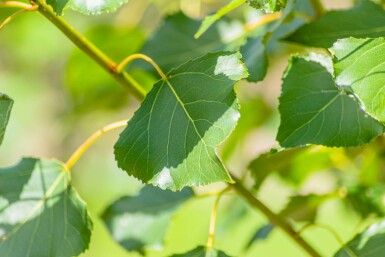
102,186,193,253
286,0,385,48
0,158,92,257
0,94,13,146
334,221,385,257
67,0,129,15
115,52,248,190
333,37,385,123
277,56,385,147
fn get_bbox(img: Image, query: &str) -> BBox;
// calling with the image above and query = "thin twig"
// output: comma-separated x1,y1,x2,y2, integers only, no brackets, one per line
0,4,38,31
66,120,128,169
117,53,167,80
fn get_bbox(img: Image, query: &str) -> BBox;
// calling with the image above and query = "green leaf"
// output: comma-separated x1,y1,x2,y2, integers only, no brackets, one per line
169,246,232,257
245,224,274,248
0,158,92,257
279,194,329,222
67,0,129,15
46,0,69,15
0,94,13,146
277,55,385,148
65,25,148,112
114,52,248,190
240,36,268,82
286,0,385,48
334,220,385,257
332,38,385,123
102,186,193,253
247,0,287,12
345,185,385,218
134,12,225,74
249,147,307,189
195,0,246,39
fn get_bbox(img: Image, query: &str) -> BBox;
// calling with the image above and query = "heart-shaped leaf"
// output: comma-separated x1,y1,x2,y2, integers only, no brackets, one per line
114,52,248,190
0,158,92,257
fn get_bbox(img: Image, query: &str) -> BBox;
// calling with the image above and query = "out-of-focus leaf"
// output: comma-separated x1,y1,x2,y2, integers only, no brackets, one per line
134,12,225,74
102,186,193,253
0,158,92,257
67,0,129,15
195,0,246,39
286,0,385,48
46,0,69,15
245,223,274,248
65,25,149,112
277,55,385,148
345,185,385,218
114,52,248,190
0,94,13,146
333,37,385,123
247,0,287,13
169,246,232,257
249,147,307,189
334,220,385,257
221,96,272,161
240,36,268,82
280,194,330,222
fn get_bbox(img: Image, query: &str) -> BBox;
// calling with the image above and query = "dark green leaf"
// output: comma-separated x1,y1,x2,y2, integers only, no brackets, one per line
249,147,307,189
334,221,385,257
332,37,385,123
169,246,232,257
280,194,329,222
286,0,385,48
67,0,129,15
115,52,248,190
65,26,148,112
247,0,287,12
345,185,385,218
0,158,92,257
240,36,268,82
46,0,69,15
134,12,225,74
245,224,274,248
102,186,193,253
0,94,13,146
277,55,385,148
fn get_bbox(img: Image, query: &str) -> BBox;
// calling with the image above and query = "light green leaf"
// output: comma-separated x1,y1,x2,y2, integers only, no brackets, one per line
102,186,193,253
67,0,129,15
114,52,248,190
195,0,246,39
334,221,385,257
46,0,69,15
169,246,232,257
332,38,385,123
0,158,92,257
286,0,385,48
247,0,287,12
0,94,13,146
277,56,385,148
134,12,225,74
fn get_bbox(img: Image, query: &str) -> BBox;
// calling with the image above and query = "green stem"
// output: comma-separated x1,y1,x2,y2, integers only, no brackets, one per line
231,177,322,257
35,0,146,100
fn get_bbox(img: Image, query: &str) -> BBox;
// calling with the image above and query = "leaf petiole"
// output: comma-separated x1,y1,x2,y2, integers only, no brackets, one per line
117,53,167,80
0,2,38,31
65,120,128,170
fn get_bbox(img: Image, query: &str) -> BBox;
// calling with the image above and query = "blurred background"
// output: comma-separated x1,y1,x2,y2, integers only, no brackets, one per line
3,0,383,256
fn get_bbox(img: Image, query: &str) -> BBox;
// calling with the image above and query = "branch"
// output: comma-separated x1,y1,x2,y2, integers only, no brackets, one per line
231,177,322,257
35,0,146,100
